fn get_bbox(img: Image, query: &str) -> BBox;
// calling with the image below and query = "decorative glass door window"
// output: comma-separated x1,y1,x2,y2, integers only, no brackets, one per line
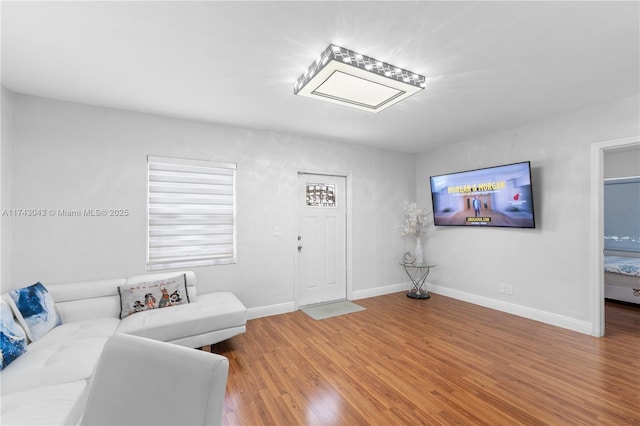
306,183,336,207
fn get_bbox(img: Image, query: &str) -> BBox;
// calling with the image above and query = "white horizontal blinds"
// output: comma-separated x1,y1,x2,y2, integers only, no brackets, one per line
147,156,236,270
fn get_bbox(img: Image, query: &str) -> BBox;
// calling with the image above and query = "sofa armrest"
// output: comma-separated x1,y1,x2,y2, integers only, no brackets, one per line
80,334,229,426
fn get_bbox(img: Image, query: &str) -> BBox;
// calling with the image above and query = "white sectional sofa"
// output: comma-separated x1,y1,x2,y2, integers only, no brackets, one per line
1,270,247,425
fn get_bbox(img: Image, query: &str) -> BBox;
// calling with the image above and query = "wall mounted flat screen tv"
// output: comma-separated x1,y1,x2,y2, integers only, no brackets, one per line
429,161,536,228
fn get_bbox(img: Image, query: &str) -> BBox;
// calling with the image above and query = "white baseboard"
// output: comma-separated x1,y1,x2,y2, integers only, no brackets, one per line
352,282,411,300
426,283,593,335
246,301,295,320
246,283,592,335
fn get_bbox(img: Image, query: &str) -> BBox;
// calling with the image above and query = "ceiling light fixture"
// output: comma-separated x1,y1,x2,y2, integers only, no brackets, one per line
294,44,426,113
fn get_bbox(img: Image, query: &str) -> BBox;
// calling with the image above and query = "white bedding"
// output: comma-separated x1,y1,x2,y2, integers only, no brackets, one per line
604,256,640,277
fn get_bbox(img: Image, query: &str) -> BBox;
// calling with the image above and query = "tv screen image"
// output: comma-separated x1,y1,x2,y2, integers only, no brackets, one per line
429,161,535,228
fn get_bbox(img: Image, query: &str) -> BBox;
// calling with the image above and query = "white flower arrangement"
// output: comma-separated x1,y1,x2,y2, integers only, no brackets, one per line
399,202,432,238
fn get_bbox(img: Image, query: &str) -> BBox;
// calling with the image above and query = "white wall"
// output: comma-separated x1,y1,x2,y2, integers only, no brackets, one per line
417,95,640,328
1,88,14,290
6,90,638,328
6,93,416,308
604,145,640,179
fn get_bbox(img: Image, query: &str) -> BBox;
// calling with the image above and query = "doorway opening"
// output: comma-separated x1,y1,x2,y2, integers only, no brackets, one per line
590,136,639,336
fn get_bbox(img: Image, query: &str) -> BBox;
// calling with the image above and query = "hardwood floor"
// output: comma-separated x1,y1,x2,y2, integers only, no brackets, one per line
207,294,640,425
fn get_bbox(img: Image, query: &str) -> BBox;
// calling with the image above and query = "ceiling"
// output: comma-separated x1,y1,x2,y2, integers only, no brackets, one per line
2,1,638,153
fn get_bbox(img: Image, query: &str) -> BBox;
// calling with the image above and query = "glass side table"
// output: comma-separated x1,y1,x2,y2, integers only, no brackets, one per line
400,263,436,299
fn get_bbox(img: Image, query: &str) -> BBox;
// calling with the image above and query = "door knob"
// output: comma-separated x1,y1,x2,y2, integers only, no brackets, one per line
298,245,303,252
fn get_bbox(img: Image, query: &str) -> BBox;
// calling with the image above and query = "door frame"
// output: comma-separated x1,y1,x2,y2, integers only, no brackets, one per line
589,135,639,337
294,169,352,310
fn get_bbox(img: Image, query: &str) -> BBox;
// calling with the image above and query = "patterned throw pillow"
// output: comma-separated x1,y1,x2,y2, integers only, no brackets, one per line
118,274,190,319
7,282,62,342
1,299,28,370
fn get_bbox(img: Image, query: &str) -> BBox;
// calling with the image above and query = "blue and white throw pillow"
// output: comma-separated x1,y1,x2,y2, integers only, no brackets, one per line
1,299,28,370
8,282,62,342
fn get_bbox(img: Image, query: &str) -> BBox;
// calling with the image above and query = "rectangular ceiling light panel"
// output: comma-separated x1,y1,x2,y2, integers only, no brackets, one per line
294,44,426,113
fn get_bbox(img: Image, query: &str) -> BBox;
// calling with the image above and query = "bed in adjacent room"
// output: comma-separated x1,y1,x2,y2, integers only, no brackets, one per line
603,176,640,304
604,255,640,304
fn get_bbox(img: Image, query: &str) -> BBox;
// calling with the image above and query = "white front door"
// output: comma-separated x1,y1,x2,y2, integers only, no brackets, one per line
296,174,347,306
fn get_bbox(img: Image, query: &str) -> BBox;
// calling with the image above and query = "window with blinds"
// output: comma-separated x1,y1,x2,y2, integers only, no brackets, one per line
147,156,236,270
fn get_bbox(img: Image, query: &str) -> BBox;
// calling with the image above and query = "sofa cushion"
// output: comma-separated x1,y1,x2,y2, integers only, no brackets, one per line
117,291,246,343
1,318,120,395
7,283,62,342
1,300,28,370
46,279,122,302
47,279,124,323
1,380,89,426
118,273,189,318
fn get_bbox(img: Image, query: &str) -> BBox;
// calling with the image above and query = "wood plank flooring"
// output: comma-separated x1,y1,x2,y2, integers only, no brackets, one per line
207,293,640,425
